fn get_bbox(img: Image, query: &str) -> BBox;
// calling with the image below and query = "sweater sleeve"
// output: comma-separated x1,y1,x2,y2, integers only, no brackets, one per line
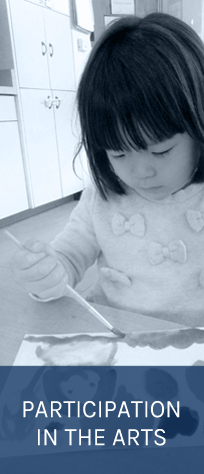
51,186,101,287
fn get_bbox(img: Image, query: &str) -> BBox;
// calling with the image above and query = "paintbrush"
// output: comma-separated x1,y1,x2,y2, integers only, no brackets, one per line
5,229,125,338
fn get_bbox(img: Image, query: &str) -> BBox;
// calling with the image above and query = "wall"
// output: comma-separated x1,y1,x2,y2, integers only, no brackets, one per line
70,0,92,85
92,0,159,41
92,0,203,41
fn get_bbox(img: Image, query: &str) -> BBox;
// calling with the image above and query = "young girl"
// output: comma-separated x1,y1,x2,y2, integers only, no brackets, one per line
11,13,204,327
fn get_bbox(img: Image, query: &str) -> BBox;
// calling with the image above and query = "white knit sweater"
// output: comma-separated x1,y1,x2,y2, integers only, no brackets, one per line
52,183,204,327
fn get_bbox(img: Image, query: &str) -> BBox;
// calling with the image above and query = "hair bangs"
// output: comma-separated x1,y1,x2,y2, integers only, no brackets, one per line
84,68,186,155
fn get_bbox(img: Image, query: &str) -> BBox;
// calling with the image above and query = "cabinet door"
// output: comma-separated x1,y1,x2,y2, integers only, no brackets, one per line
43,8,76,91
0,122,28,219
20,88,62,207
9,0,50,89
52,90,84,196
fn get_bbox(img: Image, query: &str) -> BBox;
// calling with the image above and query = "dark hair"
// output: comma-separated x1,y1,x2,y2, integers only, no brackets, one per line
77,13,204,198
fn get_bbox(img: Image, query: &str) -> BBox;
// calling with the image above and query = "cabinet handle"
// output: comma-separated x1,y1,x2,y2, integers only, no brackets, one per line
49,43,54,57
41,41,47,56
54,96,62,109
44,0,53,8
44,96,53,109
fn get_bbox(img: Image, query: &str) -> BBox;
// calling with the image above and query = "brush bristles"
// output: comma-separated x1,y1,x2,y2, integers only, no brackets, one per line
111,327,126,338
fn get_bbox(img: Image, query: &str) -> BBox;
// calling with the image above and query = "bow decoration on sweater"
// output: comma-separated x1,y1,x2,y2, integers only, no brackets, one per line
186,209,204,232
111,212,145,237
149,240,187,265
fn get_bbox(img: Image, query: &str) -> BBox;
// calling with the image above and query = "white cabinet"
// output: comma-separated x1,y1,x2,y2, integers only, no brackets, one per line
0,98,28,219
0,95,16,121
43,8,75,90
2,0,89,217
20,88,82,206
54,0,70,15
9,0,50,89
9,0,75,90
20,89,62,207
7,0,84,210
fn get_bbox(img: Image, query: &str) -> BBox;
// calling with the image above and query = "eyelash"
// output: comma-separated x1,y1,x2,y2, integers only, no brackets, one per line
111,149,171,159
152,149,171,157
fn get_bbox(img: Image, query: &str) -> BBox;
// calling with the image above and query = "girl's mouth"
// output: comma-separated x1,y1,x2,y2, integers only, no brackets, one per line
137,185,162,191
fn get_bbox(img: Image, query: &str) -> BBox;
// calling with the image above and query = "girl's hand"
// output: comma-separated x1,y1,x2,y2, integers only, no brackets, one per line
10,240,68,301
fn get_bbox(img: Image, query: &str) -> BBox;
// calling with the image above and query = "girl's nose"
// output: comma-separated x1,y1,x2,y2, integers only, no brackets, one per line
132,155,156,179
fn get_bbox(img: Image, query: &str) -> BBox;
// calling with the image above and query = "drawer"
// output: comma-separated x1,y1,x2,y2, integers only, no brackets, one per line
0,96,17,121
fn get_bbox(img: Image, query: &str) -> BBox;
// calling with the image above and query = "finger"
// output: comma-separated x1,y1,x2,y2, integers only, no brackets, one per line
20,255,59,282
25,262,68,294
11,248,47,271
24,240,56,256
32,271,68,300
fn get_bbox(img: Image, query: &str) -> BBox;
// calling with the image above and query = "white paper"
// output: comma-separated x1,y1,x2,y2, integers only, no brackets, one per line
13,331,204,367
111,0,135,15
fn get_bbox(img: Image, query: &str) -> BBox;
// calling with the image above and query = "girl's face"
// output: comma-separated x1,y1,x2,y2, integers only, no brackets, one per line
106,133,199,200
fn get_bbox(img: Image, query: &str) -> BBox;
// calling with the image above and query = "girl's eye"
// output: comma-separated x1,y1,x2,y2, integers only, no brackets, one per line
111,153,126,159
152,147,173,157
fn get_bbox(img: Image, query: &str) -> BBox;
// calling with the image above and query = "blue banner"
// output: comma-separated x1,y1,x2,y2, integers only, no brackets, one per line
0,367,203,473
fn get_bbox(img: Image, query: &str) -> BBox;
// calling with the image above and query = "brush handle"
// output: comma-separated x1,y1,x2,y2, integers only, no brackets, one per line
66,284,114,331
4,230,24,249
